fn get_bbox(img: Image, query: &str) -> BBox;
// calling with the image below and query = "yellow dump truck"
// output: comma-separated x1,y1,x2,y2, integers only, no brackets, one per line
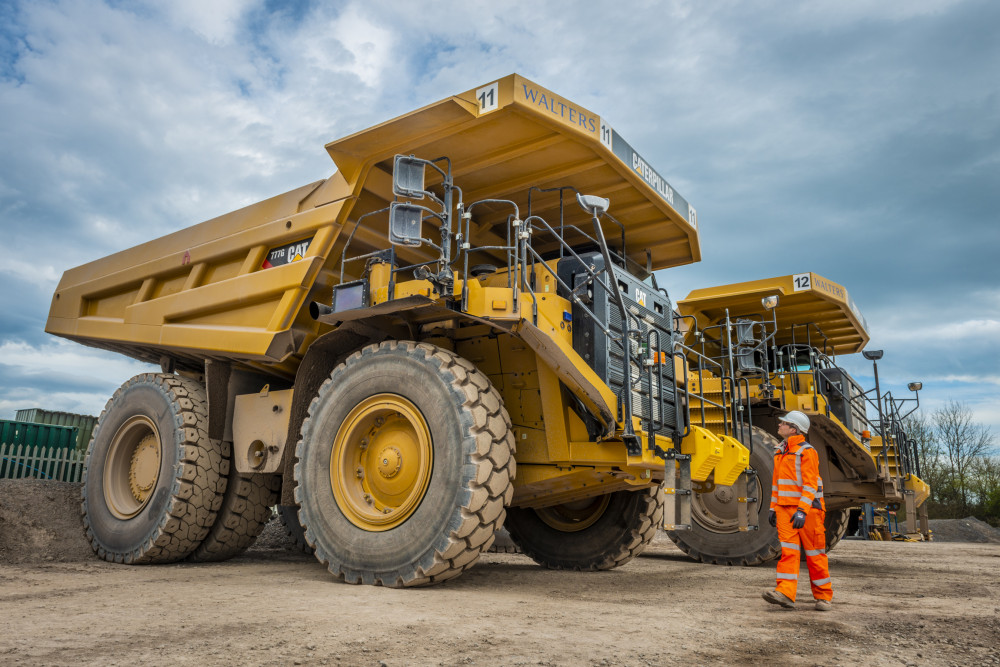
665,273,931,565
47,74,750,586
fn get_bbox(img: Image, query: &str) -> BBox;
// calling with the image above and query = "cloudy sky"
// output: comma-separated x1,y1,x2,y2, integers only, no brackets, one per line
1,0,997,437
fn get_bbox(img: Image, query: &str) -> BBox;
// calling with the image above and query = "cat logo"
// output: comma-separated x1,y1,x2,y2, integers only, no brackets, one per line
262,237,313,269
635,287,647,307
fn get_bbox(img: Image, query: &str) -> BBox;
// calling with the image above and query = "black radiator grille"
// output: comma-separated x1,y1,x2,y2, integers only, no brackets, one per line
558,251,679,435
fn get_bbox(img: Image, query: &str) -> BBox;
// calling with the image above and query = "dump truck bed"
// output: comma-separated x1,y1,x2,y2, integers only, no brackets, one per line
46,74,700,377
678,272,870,355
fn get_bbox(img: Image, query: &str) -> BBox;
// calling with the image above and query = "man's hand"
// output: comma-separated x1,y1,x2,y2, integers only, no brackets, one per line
768,510,777,527
791,509,807,529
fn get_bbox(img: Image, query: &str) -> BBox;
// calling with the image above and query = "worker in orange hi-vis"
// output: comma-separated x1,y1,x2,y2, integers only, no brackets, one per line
762,411,833,611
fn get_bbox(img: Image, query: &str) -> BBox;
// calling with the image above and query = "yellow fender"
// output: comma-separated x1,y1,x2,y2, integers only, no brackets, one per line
715,434,751,487
680,425,724,482
905,474,931,506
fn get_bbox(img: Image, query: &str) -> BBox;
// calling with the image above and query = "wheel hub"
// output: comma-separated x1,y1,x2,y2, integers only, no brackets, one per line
129,434,160,502
714,487,733,504
377,446,403,479
331,394,433,532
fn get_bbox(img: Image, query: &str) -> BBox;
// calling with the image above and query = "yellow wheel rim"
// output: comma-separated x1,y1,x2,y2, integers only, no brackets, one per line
535,495,611,533
104,415,161,519
331,394,433,531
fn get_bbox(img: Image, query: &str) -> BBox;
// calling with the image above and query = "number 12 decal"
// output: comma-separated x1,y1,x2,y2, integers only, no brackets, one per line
476,82,499,114
793,273,811,291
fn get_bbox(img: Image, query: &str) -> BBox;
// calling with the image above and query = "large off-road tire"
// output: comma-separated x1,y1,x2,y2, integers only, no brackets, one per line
81,373,227,564
188,456,281,562
824,508,851,552
504,486,663,570
277,504,314,554
294,341,515,587
667,426,781,566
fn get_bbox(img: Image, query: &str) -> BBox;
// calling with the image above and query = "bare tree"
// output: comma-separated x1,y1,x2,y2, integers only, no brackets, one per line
933,401,996,516
970,455,1000,520
904,412,948,506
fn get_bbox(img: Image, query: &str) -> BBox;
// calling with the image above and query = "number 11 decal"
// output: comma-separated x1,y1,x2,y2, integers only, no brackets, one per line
599,119,613,149
476,82,499,114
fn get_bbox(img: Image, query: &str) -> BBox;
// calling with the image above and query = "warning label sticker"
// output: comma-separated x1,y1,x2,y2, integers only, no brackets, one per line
262,237,313,269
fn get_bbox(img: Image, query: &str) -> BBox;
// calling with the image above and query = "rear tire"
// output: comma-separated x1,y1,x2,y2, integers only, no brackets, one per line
504,487,663,570
488,526,521,554
188,456,281,562
277,504,313,554
666,426,781,566
294,341,515,587
824,508,851,552
81,373,226,564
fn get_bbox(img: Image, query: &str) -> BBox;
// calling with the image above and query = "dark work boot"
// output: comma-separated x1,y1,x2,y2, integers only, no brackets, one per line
762,589,796,608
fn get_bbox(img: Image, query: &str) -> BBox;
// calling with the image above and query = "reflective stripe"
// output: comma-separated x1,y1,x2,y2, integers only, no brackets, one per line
778,479,797,486
781,542,800,551
811,577,832,586
778,490,801,497
777,572,798,580
795,443,814,487
802,485,816,495
805,549,825,557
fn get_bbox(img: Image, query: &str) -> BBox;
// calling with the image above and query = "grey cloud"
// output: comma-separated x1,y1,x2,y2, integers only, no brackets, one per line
1,0,997,430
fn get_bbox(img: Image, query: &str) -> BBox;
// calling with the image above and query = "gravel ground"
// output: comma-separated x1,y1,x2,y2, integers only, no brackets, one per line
2,479,999,666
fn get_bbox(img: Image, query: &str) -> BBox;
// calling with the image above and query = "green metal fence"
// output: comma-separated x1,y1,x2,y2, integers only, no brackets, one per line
14,408,97,450
0,443,86,482
0,419,79,451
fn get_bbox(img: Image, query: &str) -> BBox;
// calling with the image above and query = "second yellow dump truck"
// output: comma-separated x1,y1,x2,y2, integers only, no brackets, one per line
665,273,931,565
47,74,751,586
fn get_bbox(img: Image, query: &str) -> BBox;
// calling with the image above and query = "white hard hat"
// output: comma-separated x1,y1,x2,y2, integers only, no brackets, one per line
780,410,810,433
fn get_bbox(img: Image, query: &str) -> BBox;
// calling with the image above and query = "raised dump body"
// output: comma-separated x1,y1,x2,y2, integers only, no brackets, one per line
49,74,747,586
666,272,930,565
46,74,699,379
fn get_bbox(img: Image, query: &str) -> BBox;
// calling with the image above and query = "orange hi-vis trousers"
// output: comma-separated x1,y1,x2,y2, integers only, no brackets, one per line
774,505,833,602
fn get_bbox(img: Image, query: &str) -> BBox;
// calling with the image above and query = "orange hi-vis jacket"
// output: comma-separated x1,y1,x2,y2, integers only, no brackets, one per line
770,434,825,513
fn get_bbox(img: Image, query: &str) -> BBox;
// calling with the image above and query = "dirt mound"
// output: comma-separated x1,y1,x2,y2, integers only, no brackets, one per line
0,478,304,564
0,479,95,564
928,516,1000,543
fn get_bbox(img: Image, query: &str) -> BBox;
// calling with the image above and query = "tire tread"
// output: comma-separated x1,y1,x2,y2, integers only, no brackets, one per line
81,373,226,564
294,341,515,587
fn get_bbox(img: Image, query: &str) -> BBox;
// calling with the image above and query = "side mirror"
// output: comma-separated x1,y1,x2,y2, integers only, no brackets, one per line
393,155,427,200
862,350,883,361
907,382,923,392
761,295,779,310
389,203,424,247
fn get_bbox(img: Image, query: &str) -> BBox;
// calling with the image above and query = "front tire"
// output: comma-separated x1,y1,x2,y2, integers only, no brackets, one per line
504,487,663,570
294,341,515,587
81,373,227,564
666,426,781,566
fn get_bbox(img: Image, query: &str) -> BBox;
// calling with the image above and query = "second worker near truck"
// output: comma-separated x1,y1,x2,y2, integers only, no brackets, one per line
762,411,834,611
